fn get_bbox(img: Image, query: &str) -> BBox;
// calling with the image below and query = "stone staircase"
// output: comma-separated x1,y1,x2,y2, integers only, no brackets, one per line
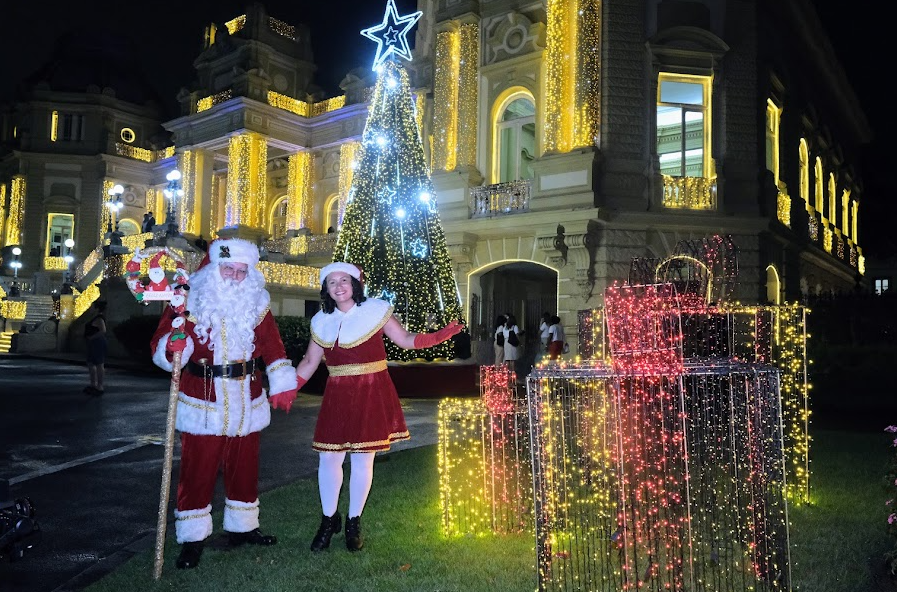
22,294,56,327
0,331,14,353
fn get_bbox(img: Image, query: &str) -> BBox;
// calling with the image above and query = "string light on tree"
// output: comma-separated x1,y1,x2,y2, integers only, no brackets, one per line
334,4,464,361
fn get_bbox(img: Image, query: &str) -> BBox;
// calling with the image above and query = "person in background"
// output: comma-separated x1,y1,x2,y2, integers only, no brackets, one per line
493,314,507,367
142,212,155,233
538,311,552,360
293,262,463,553
150,238,298,569
547,315,566,361
502,313,523,375
83,300,108,396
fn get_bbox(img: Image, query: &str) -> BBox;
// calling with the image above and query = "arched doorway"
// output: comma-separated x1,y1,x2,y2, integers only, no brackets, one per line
766,265,781,305
468,261,558,371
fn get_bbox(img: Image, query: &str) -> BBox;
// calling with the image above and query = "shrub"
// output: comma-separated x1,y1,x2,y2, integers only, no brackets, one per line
112,314,161,360
885,425,897,575
275,315,311,364
113,313,312,366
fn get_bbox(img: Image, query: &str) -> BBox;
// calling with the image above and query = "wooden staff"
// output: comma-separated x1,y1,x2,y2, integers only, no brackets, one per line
153,349,182,580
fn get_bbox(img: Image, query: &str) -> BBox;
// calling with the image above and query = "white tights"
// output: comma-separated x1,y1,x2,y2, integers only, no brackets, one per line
318,451,375,519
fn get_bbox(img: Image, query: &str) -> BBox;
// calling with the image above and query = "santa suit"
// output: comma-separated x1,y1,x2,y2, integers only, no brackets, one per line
151,303,297,543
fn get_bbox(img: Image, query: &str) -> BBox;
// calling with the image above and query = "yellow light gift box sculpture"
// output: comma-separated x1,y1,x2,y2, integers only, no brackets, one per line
437,366,534,537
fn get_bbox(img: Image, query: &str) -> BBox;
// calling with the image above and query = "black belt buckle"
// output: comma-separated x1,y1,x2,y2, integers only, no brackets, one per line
223,361,241,379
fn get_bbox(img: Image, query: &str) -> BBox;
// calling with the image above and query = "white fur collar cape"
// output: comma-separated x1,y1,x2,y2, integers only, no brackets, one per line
311,298,393,349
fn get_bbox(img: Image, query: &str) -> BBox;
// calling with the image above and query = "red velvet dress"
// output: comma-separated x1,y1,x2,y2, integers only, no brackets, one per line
312,328,409,452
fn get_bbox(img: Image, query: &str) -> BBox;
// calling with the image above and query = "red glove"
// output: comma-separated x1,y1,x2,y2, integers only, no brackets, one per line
166,317,187,353
413,320,465,349
270,375,307,413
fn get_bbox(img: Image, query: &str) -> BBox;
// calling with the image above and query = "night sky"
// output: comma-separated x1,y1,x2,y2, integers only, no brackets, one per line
0,1,891,256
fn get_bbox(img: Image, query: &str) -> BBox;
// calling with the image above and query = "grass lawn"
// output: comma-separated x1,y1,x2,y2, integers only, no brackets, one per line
85,427,896,592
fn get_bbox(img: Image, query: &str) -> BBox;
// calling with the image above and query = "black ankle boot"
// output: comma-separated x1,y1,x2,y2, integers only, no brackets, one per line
310,512,342,552
176,541,204,569
228,528,278,547
345,516,363,551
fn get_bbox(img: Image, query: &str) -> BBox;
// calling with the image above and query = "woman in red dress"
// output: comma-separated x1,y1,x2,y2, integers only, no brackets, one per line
289,262,463,552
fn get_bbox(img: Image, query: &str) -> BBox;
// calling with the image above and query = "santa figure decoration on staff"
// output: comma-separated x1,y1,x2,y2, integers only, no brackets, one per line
148,238,298,574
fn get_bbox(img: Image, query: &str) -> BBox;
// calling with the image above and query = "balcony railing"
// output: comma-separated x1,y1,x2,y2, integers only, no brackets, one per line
661,175,716,209
264,233,338,257
470,180,531,218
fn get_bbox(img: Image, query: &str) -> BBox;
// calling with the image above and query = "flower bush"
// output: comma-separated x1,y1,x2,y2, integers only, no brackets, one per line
885,425,897,575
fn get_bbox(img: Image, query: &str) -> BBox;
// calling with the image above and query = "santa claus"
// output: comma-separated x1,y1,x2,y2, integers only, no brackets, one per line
150,237,297,569
145,251,171,292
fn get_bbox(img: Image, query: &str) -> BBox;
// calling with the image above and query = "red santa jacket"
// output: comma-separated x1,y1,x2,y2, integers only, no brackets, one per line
151,308,297,437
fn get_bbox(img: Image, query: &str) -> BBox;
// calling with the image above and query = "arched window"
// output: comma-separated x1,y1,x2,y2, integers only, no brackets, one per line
765,265,781,305
270,197,288,237
765,99,781,185
799,139,809,207
324,194,340,233
841,189,850,236
828,173,837,227
496,97,535,183
117,218,140,236
814,157,824,213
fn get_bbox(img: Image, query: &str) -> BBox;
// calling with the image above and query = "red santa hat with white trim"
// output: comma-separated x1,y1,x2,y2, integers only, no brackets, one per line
319,261,363,285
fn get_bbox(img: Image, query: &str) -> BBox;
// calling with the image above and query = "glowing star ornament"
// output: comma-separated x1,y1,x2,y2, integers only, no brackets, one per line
360,0,423,70
410,238,429,258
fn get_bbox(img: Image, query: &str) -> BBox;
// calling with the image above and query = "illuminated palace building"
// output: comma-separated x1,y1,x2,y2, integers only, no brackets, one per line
0,1,871,356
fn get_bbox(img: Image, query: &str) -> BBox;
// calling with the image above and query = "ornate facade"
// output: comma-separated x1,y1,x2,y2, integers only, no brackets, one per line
0,0,871,356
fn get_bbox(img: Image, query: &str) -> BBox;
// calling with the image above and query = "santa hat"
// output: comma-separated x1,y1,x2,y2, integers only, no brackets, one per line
149,251,166,269
198,238,260,270
319,262,362,285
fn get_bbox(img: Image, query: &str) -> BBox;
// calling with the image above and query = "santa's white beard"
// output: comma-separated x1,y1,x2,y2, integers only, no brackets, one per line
188,265,271,359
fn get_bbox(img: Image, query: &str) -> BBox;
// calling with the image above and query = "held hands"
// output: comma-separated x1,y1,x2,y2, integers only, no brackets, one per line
270,375,307,413
413,319,465,349
268,391,296,413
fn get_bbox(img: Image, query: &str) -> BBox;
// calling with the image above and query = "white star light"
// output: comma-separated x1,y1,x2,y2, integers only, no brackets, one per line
360,0,423,70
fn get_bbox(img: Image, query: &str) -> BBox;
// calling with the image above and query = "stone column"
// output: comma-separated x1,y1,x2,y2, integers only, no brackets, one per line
223,132,269,241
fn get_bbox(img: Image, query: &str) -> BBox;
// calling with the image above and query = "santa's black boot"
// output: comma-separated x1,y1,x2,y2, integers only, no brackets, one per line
310,512,342,552
345,516,363,552
228,528,278,547
176,541,204,569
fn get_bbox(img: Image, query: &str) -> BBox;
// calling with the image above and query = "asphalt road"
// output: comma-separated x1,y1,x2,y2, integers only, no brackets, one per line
0,356,441,592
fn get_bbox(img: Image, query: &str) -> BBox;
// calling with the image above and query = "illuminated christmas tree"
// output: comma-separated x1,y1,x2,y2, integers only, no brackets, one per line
334,54,464,361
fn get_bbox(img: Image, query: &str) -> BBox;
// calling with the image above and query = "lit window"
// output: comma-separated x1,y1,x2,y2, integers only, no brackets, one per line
814,158,824,213
271,197,288,237
875,278,890,295
45,213,74,257
656,74,711,177
496,97,535,183
799,139,810,207
52,113,84,142
120,128,136,143
766,99,781,185
325,195,340,232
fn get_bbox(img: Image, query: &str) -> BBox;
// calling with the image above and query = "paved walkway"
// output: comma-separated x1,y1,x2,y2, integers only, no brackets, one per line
0,354,447,592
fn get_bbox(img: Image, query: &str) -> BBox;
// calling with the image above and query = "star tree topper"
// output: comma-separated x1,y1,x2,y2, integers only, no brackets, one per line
361,0,423,71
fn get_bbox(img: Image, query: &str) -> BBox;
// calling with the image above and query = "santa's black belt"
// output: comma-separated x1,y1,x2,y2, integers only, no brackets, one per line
186,358,261,379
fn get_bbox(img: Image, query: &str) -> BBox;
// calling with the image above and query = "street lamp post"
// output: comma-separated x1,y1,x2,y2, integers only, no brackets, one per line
9,246,22,296
63,238,75,286
163,170,183,237
106,184,125,246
